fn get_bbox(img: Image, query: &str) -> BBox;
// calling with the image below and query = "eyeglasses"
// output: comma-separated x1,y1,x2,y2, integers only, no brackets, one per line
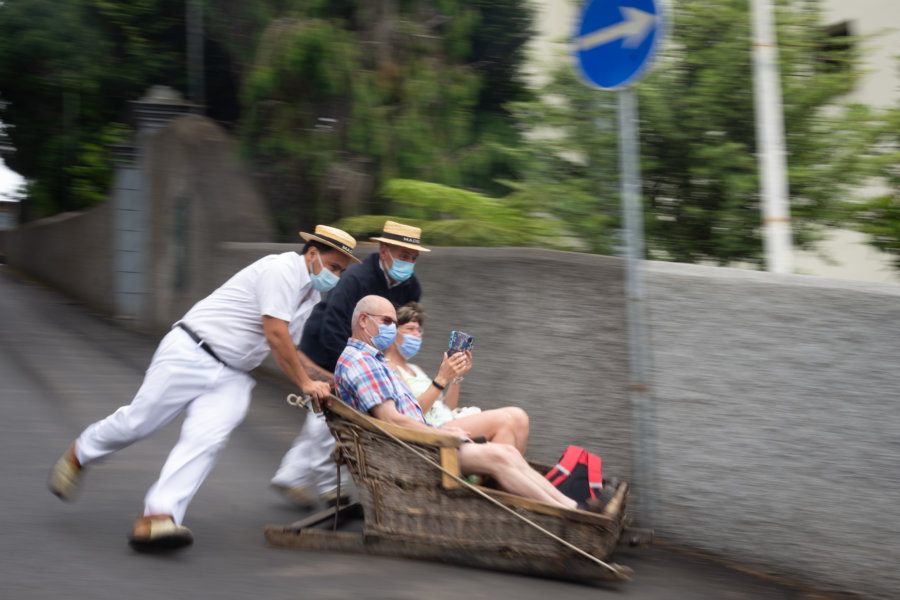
390,248,419,263
398,322,423,334
365,313,397,327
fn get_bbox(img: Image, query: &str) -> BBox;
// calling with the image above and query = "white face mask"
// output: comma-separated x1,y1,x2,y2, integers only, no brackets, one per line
309,252,339,292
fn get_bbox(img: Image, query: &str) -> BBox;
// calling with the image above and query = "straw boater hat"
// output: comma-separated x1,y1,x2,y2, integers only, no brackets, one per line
369,220,431,252
299,225,362,263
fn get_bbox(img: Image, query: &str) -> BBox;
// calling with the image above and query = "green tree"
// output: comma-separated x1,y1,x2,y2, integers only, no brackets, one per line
0,0,184,218
235,0,535,239
850,104,900,271
0,0,239,220
1,0,535,236
509,0,886,265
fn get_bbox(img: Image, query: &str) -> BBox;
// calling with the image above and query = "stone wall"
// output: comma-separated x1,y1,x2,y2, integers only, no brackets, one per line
645,261,900,599
2,205,115,313
143,114,274,328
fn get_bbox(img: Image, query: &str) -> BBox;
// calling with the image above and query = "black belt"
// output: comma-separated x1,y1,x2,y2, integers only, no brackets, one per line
177,322,229,367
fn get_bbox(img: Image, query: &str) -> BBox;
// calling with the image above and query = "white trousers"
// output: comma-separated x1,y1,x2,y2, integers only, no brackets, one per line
271,411,344,494
75,328,255,525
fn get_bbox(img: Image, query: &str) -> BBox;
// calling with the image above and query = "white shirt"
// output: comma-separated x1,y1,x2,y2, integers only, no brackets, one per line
178,252,319,372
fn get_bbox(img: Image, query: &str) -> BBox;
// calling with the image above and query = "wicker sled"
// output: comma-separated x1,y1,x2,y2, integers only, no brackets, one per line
265,397,650,582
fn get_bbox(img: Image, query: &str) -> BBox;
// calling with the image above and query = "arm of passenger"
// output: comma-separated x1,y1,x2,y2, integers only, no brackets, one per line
263,315,330,401
426,350,471,411
440,381,460,411
368,400,470,439
412,372,443,414
369,400,436,433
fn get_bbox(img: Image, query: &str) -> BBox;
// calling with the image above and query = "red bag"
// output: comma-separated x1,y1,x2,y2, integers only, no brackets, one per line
544,445,603,503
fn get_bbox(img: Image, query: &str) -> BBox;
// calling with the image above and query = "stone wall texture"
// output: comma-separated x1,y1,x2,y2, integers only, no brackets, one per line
643,261,900,599
2,205,114,313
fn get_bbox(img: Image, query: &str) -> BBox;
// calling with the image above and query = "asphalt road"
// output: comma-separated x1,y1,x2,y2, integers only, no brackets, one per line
0,265,846,600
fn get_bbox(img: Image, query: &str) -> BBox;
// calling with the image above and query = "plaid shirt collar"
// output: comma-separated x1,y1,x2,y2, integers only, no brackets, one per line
346,336,385,360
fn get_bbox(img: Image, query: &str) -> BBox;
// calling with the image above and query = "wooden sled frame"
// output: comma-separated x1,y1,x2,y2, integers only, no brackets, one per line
265,397,650,582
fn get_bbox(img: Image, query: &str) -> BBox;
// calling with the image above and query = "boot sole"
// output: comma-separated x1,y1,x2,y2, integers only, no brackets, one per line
128,532,194,553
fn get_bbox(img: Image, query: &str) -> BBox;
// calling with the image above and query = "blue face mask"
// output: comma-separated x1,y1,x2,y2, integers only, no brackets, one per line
309,253,339,293
387,257,415,282
398,333,422,359
368,318,397,351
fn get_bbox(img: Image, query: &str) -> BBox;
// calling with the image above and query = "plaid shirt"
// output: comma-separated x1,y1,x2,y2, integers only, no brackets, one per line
335,338,428,425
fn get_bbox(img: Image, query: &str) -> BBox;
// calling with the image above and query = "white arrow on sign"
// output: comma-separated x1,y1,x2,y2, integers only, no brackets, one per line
575,6,656,51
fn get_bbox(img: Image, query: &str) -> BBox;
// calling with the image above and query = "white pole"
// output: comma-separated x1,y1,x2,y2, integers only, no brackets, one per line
750,0,793,273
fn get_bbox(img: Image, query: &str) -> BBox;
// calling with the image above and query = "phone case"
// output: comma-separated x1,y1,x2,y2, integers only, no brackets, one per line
448,330,474,355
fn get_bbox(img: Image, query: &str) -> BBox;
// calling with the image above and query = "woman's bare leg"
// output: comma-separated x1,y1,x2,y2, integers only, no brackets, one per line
458,443,577,509
446,407,529,454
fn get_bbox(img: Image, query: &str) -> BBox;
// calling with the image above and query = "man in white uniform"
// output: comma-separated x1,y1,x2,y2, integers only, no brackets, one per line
48,225,360,551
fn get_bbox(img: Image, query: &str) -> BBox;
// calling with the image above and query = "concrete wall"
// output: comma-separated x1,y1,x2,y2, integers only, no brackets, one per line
645,261,900,599
2,205,115,313
0,201,17,231
144,115,274,329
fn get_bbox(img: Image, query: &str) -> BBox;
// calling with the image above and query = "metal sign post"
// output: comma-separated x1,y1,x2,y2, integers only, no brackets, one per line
573,0,664,526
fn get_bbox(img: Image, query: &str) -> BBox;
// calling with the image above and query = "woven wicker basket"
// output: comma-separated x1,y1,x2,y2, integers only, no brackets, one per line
323,398,631,580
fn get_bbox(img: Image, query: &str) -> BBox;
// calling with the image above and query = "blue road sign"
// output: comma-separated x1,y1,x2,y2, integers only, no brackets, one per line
573,0,664,90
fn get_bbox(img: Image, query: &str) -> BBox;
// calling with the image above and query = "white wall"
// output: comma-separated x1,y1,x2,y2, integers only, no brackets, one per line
821,0,900,108
796,0,900,282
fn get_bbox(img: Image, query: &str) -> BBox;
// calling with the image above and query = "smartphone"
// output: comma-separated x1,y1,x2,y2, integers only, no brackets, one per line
448,330,474,355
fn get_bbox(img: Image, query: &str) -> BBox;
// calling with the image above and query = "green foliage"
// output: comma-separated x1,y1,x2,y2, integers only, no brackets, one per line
65,122,131,209
0,0,186,218
468,0,535,113
0,0,535,237
333,179,565,247
508,0,890,265
849,104,900,270
853,197,900,270
237,0,536,240
506,64,622,254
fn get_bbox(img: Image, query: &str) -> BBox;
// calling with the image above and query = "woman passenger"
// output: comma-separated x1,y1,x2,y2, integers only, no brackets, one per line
383,302,530,454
